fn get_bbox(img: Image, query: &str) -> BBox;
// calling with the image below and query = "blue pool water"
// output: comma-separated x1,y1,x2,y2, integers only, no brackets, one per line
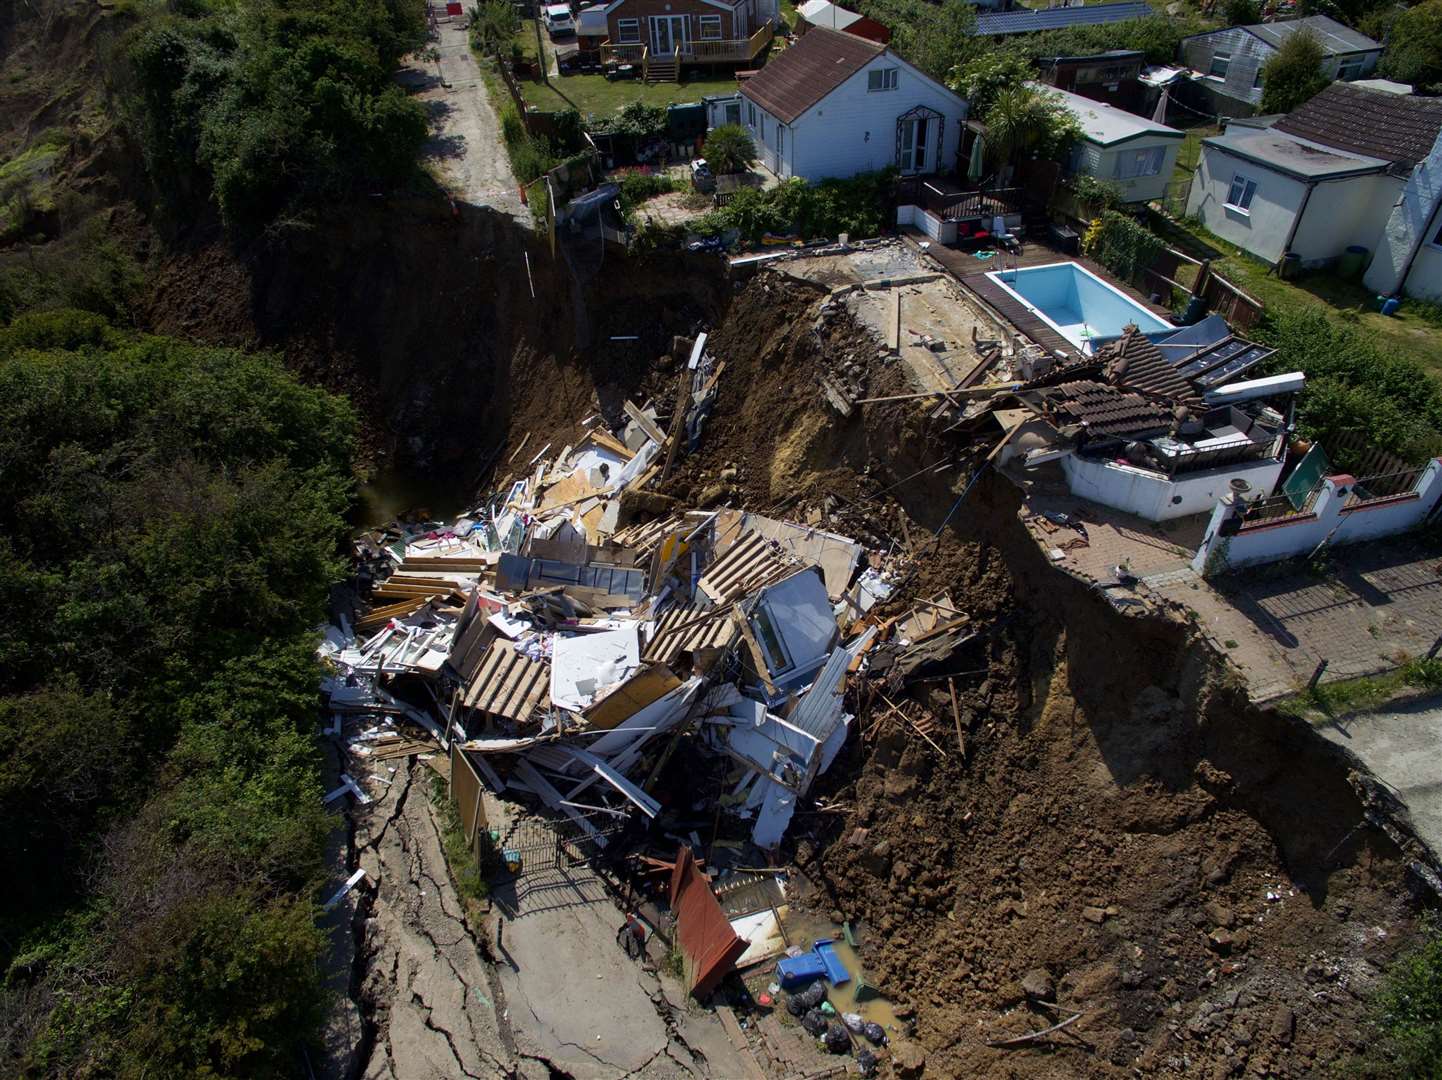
986,261,1172,354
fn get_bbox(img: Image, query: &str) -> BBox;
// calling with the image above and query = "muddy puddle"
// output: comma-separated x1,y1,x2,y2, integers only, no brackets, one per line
748,909,904,1038
353,466,474,528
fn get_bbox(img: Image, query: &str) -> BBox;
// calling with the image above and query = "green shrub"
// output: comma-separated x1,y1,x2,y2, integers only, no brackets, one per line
703,124,757,175
1082,210,1163,280
1254,305,1442,466
1356,917,1442,1077
469,0,520,53
947,51,1035,115
616,170,678,211
694,170,894,243
1260,27,1329,114
1379,0,1442,94
604,101,668,140
501,108,559,185
1068,174,1125,213
1221,0,1260,25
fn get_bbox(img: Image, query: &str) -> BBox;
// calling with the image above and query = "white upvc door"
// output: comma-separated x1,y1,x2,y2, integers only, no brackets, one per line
898,116,930,175
650,15,687,55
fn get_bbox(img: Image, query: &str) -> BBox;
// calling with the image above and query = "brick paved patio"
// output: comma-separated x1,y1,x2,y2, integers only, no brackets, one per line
1005,466,1442,703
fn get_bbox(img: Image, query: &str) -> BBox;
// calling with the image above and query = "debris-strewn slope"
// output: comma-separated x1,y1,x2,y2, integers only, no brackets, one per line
665,271,1419,1078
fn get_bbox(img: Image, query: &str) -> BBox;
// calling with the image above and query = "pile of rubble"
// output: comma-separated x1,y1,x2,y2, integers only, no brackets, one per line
317,334,983,1032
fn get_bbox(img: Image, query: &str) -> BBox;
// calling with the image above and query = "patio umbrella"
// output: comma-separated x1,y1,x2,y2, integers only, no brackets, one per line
967,133,985,182
1152,88,1170,126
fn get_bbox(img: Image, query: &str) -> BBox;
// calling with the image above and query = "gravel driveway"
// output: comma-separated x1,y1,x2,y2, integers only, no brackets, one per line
403,15,528,223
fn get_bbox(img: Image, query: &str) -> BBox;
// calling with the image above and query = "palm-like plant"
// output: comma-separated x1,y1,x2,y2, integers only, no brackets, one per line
983,85,1078,170
703,124,757,175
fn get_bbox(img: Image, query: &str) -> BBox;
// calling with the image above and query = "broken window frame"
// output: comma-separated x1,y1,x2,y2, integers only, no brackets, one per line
750,606,792,675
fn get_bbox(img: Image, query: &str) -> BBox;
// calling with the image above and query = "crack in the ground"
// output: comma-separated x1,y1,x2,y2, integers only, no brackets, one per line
409,989,487,1079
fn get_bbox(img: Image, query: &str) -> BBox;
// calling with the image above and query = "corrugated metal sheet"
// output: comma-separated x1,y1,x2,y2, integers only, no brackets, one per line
460,640,549,725
1247,15,1380,55
786,644,851,741
670,846,749,998
975,2,1152,36
644,604,739,663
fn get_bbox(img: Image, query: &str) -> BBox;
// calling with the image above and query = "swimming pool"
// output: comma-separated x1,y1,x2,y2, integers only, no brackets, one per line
985,261,1173,355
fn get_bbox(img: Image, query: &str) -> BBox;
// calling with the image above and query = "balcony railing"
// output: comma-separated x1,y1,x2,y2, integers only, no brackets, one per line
600,41,645,64
683,20,773,62
598,19,772,67
896,176,1025,220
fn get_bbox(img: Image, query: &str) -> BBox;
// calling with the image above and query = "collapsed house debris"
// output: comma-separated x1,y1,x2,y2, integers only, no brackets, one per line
894,314,1303,525
315,330,986,1016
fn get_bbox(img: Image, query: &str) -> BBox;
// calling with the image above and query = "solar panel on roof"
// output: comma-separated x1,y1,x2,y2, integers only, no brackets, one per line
974,1,1152,35
1194,346,1271,388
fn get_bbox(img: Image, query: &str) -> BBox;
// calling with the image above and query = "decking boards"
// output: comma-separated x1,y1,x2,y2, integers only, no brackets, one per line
911,235,1173,361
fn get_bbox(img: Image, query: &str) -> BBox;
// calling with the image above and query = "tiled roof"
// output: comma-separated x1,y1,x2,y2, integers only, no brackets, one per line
740,26,884,124
1038,380,1178,439
1098,326,1201,405
1274,83,1442,168
975,1,1152,36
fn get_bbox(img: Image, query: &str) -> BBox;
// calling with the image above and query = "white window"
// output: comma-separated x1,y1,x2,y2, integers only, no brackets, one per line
1253,69,1264,89
617,17,640,43
1209,49,1231,78
1226,173,1257,212
725,100,741,125
747,102,756,128
867,67,899,92
699,14,722,39
1114,146,1166,179
1338,56,1366,80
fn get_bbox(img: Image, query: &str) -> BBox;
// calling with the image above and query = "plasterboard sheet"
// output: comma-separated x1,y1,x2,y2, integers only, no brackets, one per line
550,626,641,711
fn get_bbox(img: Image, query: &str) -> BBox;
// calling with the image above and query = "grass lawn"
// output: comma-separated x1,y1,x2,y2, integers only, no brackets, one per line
513,68,742,122
1171,123,1217,182
501,16,756,121
1160,216,1442,379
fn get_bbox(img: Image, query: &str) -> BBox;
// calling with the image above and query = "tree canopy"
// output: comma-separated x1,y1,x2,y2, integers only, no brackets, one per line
1379,0,1442,94
0,309,359,1077
1259,28,1329,114
127,0,430,229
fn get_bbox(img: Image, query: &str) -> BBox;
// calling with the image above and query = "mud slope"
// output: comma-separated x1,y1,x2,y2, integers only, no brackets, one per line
144,206,731,482
674,272,1421,1078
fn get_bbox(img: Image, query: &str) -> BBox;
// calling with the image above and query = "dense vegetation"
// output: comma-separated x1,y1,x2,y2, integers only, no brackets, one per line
1255,305,1442,468
850,0,978,80
853,0,1197,80
1379,0,1442,94
695,170,895,242
126,0,430,229
0,309,357,1077
1083,211,1166,281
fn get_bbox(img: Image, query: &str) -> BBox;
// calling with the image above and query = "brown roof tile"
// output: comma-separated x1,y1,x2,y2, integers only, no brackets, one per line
1039,380,1177,439
1098,326,1201,406
740,26,885,125
1274,83,1442,168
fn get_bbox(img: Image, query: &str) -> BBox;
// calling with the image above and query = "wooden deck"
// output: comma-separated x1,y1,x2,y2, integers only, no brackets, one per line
907,233,1174,361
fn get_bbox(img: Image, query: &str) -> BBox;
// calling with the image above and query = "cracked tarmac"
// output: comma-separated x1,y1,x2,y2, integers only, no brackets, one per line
327,759,751,1080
